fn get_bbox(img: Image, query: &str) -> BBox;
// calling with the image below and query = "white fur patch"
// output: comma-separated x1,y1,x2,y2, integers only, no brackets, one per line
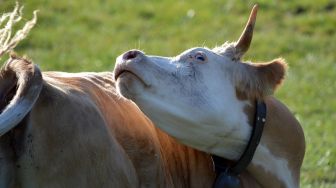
253,145,296,188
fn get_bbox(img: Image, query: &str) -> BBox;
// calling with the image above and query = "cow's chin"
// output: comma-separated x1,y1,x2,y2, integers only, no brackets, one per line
116,72,145,100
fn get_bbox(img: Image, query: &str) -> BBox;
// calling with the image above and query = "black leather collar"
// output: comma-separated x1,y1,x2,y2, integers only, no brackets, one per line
211,100,267,188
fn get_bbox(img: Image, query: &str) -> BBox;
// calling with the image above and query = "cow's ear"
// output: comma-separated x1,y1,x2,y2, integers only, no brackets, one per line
235,58,287,99
254,58,287,94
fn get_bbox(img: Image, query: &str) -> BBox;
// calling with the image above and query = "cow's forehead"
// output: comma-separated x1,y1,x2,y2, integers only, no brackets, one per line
172,47,226,65
149,47,225,63
178,47,216,56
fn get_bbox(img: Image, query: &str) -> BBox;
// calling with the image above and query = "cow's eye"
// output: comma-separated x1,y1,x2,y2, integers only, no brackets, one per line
195,52,207,62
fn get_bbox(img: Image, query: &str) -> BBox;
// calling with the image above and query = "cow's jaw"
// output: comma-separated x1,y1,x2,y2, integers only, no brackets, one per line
114,48,252,160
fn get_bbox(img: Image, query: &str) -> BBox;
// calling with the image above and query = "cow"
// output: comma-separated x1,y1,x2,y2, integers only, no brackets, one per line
0,55,217,187
114,5,305,188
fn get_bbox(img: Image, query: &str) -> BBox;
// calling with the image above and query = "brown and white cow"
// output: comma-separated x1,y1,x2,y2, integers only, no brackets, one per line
114,6,305,188
0,55,217,187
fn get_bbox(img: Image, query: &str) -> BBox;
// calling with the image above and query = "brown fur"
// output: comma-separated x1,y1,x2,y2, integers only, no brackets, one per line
235,59,287,100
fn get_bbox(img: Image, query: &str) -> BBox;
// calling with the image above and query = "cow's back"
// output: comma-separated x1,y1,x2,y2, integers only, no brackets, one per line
47,72,172,187
10,72,141,187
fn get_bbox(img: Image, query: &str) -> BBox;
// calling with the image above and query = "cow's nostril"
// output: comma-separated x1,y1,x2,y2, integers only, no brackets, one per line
123,50,142,61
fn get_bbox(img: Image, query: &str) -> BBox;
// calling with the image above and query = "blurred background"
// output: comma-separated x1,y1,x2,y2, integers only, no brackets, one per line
0,0,335,187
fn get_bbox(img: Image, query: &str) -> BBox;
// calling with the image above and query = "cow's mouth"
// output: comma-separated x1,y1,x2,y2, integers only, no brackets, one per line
114,68,150,87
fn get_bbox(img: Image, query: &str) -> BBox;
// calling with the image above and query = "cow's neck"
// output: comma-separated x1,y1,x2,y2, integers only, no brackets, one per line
154,128,215,187
235,98,301,188
205,97,299,187
152,101,297,188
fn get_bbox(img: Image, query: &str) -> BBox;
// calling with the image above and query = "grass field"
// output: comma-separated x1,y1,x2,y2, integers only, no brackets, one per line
1,0,335,187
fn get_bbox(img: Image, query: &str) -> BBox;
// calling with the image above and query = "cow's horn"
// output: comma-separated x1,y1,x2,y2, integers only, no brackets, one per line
234,5,258,58
0,57,42,136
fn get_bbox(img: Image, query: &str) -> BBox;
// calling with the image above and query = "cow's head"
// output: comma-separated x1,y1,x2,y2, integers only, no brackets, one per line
114,5,287,160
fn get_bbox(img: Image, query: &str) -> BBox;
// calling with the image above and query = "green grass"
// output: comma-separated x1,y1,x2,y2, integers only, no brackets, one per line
1,0,335,187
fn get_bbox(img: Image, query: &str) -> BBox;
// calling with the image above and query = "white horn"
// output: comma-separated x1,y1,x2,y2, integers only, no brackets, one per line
234,5,258,59
0,57,42,136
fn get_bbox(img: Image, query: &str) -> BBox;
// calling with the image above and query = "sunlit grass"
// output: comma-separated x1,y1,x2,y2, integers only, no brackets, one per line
0,0,335,187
